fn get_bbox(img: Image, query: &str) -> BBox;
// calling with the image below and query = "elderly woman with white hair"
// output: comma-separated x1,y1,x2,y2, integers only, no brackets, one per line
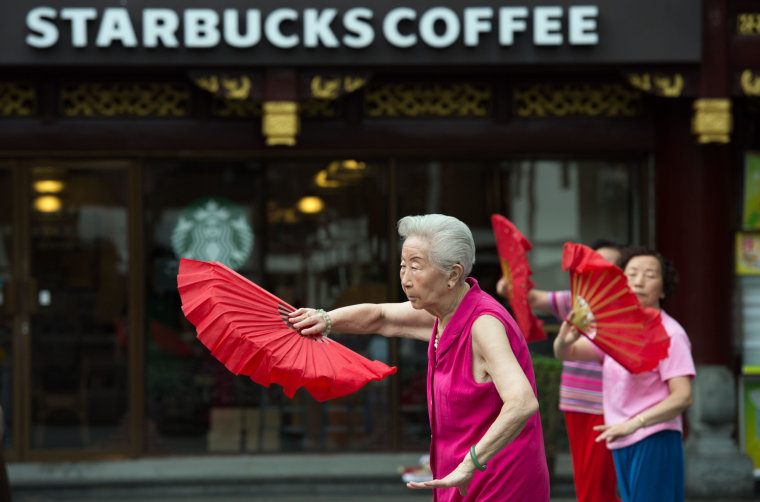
290,214,549,502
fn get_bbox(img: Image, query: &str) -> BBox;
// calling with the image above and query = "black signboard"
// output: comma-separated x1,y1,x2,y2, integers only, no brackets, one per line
0,0,702,66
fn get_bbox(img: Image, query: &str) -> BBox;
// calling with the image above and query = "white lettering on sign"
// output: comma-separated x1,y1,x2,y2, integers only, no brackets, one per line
96,8,138,47
143,9,180,48
24,5,600,50
569,6,598,45
534,6,563,45
26,7,59,48
304,8,339,47
383,7,417,48
342,7,374,48
223,9,261,48
419,8,460,49
265,8,299,49
464,7,493,47
499,7,528,45
60,7,97,47
185,9,220,48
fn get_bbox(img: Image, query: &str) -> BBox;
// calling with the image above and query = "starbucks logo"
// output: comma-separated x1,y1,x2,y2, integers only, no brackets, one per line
171,197,253,270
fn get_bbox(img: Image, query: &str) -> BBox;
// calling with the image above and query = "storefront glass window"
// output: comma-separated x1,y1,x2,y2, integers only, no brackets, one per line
505,160,638,293
30,164,130,451
143,157,639,455
396,159,640,449
144,159,392,453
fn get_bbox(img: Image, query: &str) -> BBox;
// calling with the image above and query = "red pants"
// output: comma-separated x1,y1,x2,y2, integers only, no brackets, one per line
564,411,621,502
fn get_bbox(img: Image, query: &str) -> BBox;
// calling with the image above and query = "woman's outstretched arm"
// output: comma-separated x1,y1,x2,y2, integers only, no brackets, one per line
290,302,434,341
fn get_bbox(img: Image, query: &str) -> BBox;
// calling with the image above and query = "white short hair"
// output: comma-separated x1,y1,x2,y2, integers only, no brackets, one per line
397,214,475,281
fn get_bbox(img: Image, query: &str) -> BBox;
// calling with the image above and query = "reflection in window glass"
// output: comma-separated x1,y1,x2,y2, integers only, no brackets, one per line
264,160,392,451
145,159,393,454
395,158,640,450
144,161,263,455
141,157,640,455
396,160,505,450
506,160,637,292
30,165,129,451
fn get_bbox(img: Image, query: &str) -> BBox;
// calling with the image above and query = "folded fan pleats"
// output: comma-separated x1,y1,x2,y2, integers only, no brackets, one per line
177,258,397,401
562,242,670,374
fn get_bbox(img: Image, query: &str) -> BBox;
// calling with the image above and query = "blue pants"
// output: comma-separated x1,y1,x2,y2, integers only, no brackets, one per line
611,430,684,502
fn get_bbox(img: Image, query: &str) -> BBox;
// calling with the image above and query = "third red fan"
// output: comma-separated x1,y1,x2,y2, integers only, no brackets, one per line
177,258,396,401
561,242,670,374
490,214,546,342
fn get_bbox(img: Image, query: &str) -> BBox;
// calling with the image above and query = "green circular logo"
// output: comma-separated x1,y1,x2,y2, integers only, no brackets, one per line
171,197,253,270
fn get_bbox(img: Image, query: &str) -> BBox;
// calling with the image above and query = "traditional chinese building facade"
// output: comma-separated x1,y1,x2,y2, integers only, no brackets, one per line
0,0,758,472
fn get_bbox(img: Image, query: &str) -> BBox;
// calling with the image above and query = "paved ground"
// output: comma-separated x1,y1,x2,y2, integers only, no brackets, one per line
7,452,757,501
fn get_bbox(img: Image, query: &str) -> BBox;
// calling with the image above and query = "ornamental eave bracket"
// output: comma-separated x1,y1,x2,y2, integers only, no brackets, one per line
692,98,732,144
262,101,300,147
627,72,685,98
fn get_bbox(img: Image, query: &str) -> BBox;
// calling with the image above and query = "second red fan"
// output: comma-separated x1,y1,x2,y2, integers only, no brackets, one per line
562,242,670,374
490,214,546,342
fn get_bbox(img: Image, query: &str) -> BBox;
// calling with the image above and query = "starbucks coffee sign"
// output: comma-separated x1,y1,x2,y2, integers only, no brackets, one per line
25,5,601,50
0,0,700,66
172,197,253,270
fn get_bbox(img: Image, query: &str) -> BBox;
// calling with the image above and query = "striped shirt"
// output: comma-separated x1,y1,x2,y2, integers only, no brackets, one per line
548,290,604,415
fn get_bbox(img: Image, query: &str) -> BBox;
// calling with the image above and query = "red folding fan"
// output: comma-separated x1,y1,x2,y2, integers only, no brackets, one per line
561,242,670,374
491,214,546,342
177,258,397,401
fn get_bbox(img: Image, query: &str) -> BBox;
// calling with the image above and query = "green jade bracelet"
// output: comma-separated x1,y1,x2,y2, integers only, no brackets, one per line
470,445,487,471
316,308,332,337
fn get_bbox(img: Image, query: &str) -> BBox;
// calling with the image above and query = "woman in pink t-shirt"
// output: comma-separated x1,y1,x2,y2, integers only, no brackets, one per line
292,214,549,501
553,247,695,502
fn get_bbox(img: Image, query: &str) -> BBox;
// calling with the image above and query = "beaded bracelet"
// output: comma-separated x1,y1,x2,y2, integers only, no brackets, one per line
470,445,487,471
316,308,332,337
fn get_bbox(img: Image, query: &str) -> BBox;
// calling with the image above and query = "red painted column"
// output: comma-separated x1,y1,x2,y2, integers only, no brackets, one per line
654,0,736,368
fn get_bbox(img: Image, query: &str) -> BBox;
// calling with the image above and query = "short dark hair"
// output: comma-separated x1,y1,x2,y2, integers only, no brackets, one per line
590,239,624,252
620,246,679,303
590,239,625,267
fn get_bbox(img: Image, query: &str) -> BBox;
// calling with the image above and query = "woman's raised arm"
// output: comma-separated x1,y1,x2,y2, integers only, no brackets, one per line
290,302,434,341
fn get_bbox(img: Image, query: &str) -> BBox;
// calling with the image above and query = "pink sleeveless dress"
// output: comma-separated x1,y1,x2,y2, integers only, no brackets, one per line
427,278,550,502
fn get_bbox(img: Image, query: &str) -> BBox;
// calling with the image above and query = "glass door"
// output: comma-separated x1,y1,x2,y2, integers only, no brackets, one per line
26,162,131,455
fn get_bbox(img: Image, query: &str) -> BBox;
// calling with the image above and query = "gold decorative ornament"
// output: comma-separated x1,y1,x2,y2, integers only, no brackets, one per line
741,70,760,96
214,99,262,118
192,73,260,101
364,83,491,117
0,82,36,117
311,76,342,99
692,98,732,144
628,73,652,92
343,76,367,94
514,83,641,117
310,75,368,99
221,76,253,100
195,75,221,94
652,74,684,97
262,101,299,147
60,83,190,117
628,73,683,98
738,13,760,35
300,98,340,118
